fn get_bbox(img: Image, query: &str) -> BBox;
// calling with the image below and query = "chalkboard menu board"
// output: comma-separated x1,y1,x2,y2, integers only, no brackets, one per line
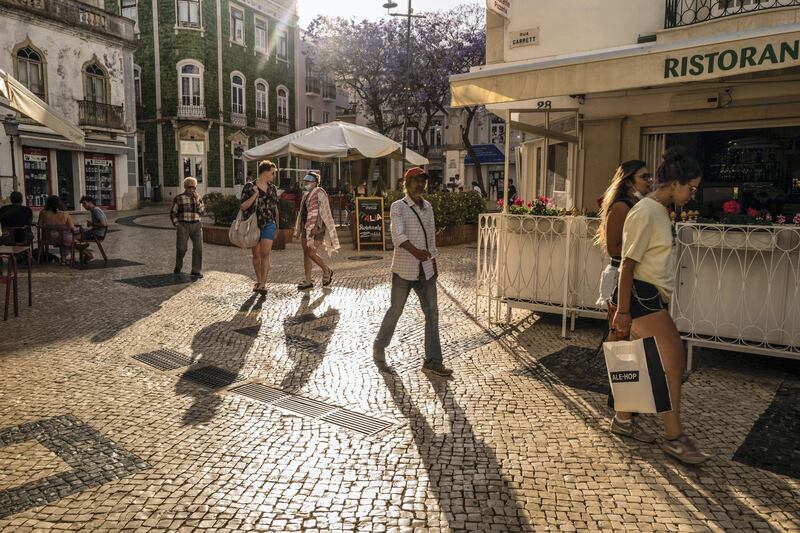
355,197,385,251
23,147,50,208
84,153,115,209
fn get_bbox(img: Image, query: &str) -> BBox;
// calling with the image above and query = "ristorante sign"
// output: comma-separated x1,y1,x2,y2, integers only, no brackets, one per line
487,0,511,19
665,39,799,79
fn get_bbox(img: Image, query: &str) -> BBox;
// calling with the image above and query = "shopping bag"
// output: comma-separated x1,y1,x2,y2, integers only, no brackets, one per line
228,209,260,249
603,337,672,414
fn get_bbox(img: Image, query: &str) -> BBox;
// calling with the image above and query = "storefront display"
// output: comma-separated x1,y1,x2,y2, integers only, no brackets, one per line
22,147,51,208
84,153,116,209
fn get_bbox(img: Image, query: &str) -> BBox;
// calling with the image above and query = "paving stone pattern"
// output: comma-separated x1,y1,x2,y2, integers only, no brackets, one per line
0,208,799,532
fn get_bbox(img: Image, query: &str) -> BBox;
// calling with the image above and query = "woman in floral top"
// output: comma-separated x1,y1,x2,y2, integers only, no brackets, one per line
240,160,280,294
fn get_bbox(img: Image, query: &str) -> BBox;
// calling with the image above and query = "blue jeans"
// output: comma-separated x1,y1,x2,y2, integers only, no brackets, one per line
374,271,442,364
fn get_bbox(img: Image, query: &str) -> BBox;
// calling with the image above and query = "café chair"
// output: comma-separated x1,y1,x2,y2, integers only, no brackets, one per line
37,224,76,267
77,225,108,266
0,225,34,307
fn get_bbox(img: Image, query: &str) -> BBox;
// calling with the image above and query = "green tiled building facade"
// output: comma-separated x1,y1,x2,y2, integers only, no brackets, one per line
108,0,297,199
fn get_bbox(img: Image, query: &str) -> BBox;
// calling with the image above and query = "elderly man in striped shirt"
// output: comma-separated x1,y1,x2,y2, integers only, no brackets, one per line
373,167,452,377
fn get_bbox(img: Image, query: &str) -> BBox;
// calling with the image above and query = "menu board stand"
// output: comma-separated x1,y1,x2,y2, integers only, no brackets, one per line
355,197,385,252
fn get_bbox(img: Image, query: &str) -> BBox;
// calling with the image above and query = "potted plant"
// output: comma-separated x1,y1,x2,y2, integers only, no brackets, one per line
202,193,240,246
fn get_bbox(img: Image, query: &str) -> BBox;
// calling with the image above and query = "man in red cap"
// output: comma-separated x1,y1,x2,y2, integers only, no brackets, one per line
372,167,453,377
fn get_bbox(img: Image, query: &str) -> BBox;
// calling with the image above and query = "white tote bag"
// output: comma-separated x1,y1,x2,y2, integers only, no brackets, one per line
228,209,260,249
603,337,673,414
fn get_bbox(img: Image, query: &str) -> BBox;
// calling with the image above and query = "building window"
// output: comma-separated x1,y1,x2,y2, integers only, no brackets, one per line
255,81,268,119
133,65,142,107
429,120,442,148
277,29,288,60
179,62,202,106
255,17,268,54
15,47,45,100
176,0,200,28
233,147,245,185
306,107,314,128
230,6,244,44
84,63,107,103
231,73,245,114
120,0,138,31
405,128,418,149
490,117,505,145
181,139,204,184
322,111,330,123
277,86,289,122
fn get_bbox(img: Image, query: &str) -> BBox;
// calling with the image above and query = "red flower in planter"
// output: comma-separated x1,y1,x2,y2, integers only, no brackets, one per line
723,200,741,215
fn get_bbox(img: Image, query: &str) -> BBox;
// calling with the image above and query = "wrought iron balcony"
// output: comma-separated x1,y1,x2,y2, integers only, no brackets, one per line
305,77,320,95
336,104,357,117
323,82,337,101
231,111,247,127
277,115,290,133
177,102,206,119
0,0,136,42
78,100,125,130
255,116,270,130
306,120,320,128
665,0,800,28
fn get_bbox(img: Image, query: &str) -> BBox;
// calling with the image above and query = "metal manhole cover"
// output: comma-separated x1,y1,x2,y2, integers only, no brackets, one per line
347,255,383,261
273,395,338,418
230,383,287,404
133,349,192,371
180,366,243,389
321,409,394,436
117,273,194,288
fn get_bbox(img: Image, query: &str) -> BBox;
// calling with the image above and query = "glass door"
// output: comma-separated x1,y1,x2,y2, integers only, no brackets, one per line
180,140,205,195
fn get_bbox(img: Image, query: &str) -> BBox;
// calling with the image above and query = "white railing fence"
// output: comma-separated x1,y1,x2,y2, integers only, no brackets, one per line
477,214,800,366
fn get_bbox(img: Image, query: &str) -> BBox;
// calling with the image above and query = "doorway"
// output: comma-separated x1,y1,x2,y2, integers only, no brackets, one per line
180,140,205,195
56,150,75,210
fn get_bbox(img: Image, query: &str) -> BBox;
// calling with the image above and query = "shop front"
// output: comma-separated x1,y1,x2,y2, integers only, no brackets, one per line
453,20,800,362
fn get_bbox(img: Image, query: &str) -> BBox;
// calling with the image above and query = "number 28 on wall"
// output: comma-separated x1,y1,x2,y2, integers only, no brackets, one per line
536,100,552,109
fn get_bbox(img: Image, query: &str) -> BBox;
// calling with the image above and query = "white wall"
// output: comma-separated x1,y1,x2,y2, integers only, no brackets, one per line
0,16,129,123
499,0,663,63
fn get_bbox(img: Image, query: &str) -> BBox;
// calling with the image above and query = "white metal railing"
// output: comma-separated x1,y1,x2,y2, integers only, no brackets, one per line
254,116,269,130
477,213,800,365
177,104,205,118
673,223,800,366
231,112,247,127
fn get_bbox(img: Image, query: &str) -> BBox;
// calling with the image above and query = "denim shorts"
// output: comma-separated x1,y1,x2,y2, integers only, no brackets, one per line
260,222,277,240
610,279,669,320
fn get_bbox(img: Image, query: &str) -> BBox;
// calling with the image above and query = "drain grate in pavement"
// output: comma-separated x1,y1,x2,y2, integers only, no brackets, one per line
733,381,800,480
75,258,144,270
229,383,394,436
181,365,243,389
321,409,394,436
347,255,383,261
274,395,338,418
133,349,193,371
117,273,194,288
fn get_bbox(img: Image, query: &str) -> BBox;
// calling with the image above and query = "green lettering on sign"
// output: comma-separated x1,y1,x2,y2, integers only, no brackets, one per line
664,39,800,79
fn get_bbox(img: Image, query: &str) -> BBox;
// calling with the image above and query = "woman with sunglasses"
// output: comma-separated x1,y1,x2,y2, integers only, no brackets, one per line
611,147,708,465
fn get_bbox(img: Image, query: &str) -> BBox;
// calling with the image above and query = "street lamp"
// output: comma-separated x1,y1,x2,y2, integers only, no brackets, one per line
2,114,19,192
381,0,425,170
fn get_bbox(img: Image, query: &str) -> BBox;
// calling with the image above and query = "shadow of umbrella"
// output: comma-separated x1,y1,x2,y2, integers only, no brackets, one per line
278,291,340,392
175,294,263,426
380,370,532,531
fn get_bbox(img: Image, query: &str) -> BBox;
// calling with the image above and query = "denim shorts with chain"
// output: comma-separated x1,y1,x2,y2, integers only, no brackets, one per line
610,279,668,320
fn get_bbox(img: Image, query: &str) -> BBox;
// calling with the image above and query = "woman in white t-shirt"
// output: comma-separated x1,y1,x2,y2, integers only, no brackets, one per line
610,147,709,465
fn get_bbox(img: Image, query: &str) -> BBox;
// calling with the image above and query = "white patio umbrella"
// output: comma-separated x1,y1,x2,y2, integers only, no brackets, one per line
243,121,428,166
0,68,85,146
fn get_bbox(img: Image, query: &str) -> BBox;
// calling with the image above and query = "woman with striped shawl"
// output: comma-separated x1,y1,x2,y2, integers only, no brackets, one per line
294,172,340,290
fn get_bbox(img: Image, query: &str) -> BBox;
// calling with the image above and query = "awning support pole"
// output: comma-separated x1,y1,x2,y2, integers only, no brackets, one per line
543,110,550,198
502,108,511,214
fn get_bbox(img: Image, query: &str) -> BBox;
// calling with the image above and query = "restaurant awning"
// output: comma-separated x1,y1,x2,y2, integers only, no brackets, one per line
450,25,800,108
464,144,505,165
0,68,85,146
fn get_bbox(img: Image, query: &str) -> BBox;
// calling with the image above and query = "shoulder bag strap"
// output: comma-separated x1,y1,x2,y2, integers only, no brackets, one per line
403,199,429,251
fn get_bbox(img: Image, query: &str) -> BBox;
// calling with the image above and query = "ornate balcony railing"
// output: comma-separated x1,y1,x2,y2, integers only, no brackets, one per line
177,103,205,118
78,100,125,129
0,0,135,42
231,111,247,127
305,77,320,95
306,120,320,128
336,105,357,117
323,82,337,101
255,116,270,130
665,0,800,28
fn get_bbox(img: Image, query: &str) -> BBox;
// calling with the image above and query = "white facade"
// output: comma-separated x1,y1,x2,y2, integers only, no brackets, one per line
0,0,138,210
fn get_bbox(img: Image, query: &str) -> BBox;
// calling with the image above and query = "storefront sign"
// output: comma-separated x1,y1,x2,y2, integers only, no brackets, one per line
355,197,385,251
665,39,799,79
486,0,510,19
510,27,539,49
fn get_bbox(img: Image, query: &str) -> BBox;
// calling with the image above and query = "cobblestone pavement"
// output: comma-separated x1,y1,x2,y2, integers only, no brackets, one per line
0,208,799,532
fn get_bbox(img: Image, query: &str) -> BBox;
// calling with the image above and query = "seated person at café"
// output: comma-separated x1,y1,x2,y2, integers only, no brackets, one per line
78,196,108,240
0,191,34,245
38,196,75,264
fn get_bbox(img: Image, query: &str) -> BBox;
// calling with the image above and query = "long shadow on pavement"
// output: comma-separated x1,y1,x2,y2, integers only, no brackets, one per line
278,290,340,392
380,370,533,532
175,294,263,426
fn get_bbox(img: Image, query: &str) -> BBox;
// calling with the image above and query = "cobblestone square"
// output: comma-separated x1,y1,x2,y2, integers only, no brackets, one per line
0,209,798,532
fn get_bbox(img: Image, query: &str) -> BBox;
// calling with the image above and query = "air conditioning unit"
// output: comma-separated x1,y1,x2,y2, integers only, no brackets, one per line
669,91,721,111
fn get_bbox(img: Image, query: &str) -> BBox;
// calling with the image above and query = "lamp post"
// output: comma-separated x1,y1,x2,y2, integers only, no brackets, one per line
382,1,425,170
2,114,19,192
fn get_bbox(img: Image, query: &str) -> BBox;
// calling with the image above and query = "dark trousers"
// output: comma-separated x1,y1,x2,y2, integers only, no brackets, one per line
175,221,203,273
374,270,442,364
